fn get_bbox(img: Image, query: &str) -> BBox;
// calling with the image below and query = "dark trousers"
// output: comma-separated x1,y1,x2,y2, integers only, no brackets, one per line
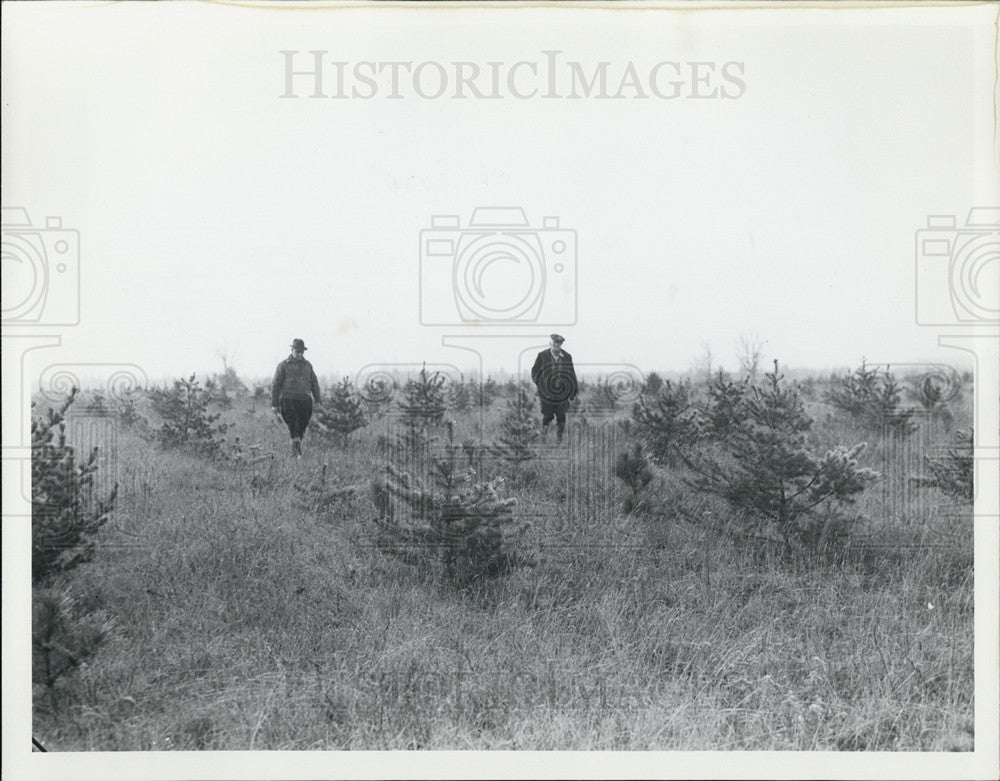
279,397,313,440
540,398,569,436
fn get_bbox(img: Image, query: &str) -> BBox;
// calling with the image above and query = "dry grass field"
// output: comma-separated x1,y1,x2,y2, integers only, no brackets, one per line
30,368,974,751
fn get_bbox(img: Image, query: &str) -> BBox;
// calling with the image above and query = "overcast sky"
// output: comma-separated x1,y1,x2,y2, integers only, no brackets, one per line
3,2,998,387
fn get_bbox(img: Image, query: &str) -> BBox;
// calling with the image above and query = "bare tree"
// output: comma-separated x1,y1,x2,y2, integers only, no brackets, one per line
691,341,714,385
736,331,765,384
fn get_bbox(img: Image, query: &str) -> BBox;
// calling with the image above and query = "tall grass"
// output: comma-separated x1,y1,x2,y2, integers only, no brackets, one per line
31,376,974,751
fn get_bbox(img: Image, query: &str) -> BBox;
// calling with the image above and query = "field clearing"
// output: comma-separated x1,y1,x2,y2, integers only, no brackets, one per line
31,372,975,751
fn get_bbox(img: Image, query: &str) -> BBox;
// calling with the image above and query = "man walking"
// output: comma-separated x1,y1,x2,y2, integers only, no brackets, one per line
271,338,322,458
531,334,578,443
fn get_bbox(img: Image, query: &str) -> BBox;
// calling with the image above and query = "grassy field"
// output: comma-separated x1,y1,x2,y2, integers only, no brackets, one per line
31,372,974,751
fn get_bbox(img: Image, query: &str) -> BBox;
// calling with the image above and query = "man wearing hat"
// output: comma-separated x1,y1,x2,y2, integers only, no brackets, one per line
530,334,579,443
271,338,322,457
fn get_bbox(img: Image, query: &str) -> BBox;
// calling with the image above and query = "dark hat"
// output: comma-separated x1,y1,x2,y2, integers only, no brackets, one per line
290,338,308,351
550,333,565,344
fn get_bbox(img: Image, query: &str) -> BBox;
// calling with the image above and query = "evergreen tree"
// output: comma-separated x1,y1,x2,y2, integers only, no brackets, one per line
827,361,919,435
472,377,500,409
148,374,229,456
493,384,539,465
359,374,396,419
614,443,655,514
447,380,473,413
644,371,664,397
631,379,698,466
32,390,118,583
913,427,974,502
398,367,448,430
313,376,368,443
682,362,880,554
371,423,526,585
632,362,880,555
31,390,117,700
586,377,621,413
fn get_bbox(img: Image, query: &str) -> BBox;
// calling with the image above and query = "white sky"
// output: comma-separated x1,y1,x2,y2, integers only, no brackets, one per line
3,3,998,386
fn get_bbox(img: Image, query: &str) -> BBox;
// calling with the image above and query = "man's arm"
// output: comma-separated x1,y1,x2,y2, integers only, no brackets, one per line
271,362,284,409
530,351,544,385
567,355,579,399
310,367,322,404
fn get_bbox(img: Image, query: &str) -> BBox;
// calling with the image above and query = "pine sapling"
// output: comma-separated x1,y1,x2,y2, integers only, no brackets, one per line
631,379,698,466
827,361,919,436
647,361,880,556
313,376,368,443
32,390,118,583
398,367,448,429
358,374,396,419
614,443,655,514
912,427,974,502
448,380,473,413
31,389,118,703
492,384,539,465
371,423,526,585
148,374,229,456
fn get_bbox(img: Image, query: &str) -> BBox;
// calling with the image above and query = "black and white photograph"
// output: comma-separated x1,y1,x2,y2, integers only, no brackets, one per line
2,2,998,779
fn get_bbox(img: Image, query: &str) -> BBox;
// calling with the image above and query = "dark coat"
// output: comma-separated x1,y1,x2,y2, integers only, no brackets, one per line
271,356,321,407
531,349,578,403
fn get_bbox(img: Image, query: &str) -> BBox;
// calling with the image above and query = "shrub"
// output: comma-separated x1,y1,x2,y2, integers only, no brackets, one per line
148,374,229,456
492,384,539,466
644,371,664,397
31,389,117,700
115,391,145,430
448,380,473,413
634,362,880,556
586,378,622,413
826,361,919,435
358,373,396,419
32,390,118,583
631,379,698,466
251,382,269,402
371,423,526,586
398,368,447,429
908,368,963,426
614,444,654,514
33,588,114,700
294,462,362,517
213,364,248,399
471,377,500,409
313,377,368,443
912,427,974,502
